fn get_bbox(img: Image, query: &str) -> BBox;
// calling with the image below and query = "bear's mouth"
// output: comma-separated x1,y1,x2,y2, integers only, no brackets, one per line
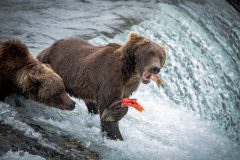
141,71,151,84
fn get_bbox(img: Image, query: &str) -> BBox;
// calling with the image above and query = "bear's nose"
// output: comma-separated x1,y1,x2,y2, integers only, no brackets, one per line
66,100,76,110
70,101,76,108
150,66,160,74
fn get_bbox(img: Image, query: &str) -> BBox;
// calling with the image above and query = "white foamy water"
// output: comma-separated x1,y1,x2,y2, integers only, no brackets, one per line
1,150,45,160
3,83,237,160
28,83,238,160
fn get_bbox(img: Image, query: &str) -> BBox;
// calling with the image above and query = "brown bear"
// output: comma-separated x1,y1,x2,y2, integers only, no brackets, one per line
37,33,166,140
0,39,75,110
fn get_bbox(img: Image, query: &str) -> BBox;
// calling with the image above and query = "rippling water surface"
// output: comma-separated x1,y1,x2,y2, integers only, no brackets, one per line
0,0,240,160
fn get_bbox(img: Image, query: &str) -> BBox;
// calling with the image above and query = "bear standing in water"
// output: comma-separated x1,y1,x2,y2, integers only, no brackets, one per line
37,33,166,140
0,39,75,110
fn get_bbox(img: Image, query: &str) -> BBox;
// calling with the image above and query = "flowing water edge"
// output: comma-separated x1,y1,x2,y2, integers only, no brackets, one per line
0,0,240,159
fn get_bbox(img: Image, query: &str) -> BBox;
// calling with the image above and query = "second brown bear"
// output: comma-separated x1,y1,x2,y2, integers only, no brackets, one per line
0,39,75,110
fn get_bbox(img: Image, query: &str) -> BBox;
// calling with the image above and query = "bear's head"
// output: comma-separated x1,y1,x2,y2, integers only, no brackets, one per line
4,40,77,110
21,64,76,110
122,32,166,84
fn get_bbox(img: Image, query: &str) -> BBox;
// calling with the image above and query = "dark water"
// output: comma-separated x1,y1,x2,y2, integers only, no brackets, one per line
0,0,157,56
0,0,240,159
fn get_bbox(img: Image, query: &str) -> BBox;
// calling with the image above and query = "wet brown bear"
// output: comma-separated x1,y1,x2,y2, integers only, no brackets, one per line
0,39,75,110
37,33,166,140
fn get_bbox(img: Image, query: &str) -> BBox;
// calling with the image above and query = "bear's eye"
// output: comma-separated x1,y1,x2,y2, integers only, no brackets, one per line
49,95,61,104
149,52,155,56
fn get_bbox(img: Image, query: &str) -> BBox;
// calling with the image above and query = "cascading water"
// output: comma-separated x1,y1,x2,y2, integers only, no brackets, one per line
91,0,240,145
0,0,240,159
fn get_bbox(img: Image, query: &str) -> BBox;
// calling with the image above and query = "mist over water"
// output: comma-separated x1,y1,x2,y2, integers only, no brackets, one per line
0,0,240,160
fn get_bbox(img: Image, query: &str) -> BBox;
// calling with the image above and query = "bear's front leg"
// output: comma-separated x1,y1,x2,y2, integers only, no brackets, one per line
99,100,128,140
101,121,123,140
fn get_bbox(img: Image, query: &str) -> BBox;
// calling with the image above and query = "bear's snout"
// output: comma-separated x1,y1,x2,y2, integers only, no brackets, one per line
67,100,76,110
63,98,76,110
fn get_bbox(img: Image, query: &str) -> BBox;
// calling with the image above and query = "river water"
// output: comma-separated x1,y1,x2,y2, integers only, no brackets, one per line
0,0,240,160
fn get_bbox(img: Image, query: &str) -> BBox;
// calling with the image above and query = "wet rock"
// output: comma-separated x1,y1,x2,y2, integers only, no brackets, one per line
0,122,99,160
227,0,240,12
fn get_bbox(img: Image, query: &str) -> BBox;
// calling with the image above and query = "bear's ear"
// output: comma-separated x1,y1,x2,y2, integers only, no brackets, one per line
127,32,150,46
129,32,138,42
28,74,42,89
16,72,41,101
